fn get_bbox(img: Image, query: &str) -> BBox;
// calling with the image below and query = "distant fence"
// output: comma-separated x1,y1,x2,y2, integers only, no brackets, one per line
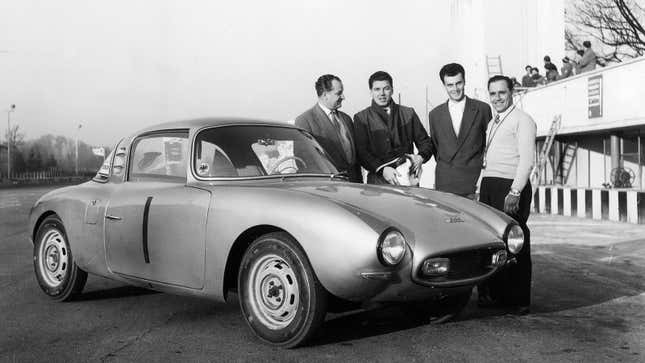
1,169,95,187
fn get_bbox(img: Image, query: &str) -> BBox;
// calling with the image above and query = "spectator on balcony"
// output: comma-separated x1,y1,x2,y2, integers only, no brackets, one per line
560,56,573,79
543,55,559,82
530,67,546,86
521,65,535,87
573,49,584,75
578,40,597,73
511,77,521,89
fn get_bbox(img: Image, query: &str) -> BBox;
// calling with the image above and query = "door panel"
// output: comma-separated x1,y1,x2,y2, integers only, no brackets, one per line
105,182,210,289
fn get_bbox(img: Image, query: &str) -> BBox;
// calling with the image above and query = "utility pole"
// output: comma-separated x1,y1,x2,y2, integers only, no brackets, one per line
75,123,82,175
6,104,15,179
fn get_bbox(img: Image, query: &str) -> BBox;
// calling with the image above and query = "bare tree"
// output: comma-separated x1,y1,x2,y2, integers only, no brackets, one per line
567,0,645,63
5,124,25,150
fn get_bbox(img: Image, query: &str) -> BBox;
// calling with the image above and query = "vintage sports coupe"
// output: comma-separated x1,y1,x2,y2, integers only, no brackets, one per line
29,118,524,347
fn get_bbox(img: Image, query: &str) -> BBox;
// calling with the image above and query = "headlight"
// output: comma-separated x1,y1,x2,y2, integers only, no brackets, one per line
505,224,524,254
377,229,407,266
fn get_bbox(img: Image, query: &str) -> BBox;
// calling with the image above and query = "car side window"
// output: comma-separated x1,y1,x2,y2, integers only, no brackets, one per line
195,139,239,177
129,131,189,183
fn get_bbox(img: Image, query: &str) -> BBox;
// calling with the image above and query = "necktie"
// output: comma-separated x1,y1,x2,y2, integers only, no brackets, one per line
494,114,501,123
330,110,353,161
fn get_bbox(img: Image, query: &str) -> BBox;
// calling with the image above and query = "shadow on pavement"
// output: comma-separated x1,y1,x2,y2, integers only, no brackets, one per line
529,239,645,314
312,305,429,346
75,285,159,301
311,238,645,345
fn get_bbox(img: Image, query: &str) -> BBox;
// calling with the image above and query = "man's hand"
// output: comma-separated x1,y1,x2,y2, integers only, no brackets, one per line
407,154,424,176
504,193,520,214
382,166,401,185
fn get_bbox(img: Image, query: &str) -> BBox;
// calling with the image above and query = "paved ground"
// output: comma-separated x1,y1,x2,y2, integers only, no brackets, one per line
1,185,645,362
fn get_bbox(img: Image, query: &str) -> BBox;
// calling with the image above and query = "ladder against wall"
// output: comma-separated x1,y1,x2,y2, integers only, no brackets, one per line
555,142,578,185
532,114,562,185
486,55,503,78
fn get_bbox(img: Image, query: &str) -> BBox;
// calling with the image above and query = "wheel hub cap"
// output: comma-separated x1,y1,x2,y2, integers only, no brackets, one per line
38,230,69,288
247,254,300,330
45,245,60,271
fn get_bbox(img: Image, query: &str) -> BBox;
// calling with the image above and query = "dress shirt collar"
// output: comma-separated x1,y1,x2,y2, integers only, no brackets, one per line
448,97,466,109
318,102,335,118
494,104,516,122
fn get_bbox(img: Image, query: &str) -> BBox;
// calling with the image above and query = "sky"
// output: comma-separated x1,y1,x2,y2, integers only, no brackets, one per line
0,0,456,147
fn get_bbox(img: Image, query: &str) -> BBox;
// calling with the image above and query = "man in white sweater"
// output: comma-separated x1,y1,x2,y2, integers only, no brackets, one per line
478,75,536,315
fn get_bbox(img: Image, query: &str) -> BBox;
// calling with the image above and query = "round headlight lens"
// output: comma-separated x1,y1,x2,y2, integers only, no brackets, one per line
506,224,524,254
378,229,407,266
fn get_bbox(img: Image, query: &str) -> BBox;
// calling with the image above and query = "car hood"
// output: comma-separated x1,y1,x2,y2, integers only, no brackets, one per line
273,180,512,253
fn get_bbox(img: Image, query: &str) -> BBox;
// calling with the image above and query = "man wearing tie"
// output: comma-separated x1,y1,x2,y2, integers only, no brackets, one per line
428,63,492,197
353,71,432,185
295,74,362,183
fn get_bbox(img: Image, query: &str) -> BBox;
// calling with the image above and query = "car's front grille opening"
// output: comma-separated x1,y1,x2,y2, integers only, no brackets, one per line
418,247,501,282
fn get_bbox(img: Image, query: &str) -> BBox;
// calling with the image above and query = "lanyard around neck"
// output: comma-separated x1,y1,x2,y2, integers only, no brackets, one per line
485,105,516,153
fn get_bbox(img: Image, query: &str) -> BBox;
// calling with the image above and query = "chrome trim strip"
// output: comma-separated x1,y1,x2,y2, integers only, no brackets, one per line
360,272,395,280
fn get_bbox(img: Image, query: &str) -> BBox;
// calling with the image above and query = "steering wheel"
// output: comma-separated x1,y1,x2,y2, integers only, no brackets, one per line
267,156,307,175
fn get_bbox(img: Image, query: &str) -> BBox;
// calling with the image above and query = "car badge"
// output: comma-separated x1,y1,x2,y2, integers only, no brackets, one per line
445,215,464,223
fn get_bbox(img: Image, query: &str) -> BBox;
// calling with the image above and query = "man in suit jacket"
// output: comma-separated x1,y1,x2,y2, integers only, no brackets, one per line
354,71,432,185
428,63,493,197
294,74,362,183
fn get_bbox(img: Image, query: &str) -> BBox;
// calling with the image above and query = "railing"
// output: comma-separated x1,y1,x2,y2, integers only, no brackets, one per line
517,56,645,136
1,169,95,186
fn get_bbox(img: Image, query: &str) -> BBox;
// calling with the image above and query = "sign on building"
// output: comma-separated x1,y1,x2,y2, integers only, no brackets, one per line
588,75,603,118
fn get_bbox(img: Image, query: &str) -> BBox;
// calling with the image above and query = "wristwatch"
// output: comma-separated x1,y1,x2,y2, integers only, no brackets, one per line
509,188,521,197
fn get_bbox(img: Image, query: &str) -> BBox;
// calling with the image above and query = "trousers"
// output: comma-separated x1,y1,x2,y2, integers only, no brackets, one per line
478,176,532,306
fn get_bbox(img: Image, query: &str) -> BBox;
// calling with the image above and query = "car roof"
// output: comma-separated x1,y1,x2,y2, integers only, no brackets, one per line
131,117,296,137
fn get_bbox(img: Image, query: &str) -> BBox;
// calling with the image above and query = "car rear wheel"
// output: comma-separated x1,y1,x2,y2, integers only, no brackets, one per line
33,215,87,301
238,232,327,348
406,287,472,324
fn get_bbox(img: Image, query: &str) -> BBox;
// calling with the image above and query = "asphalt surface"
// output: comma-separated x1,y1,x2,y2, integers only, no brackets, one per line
1,185,645,362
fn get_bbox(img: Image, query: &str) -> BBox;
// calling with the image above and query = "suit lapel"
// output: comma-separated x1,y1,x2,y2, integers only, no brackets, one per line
450,97,479,160
313,104,348,163
456,97,477,144
439,101,458,142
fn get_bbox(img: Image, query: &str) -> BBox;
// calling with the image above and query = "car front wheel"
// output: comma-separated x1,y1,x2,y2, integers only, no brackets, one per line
33,215,87,301
238,232,327,348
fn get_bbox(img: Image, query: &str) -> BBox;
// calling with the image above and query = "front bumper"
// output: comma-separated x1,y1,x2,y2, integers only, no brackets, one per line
357,243,514,303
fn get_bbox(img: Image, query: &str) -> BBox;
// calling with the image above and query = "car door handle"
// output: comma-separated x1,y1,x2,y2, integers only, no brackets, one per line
105,214,122,221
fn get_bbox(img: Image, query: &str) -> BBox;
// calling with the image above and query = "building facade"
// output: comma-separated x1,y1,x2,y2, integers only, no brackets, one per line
518,57,645,223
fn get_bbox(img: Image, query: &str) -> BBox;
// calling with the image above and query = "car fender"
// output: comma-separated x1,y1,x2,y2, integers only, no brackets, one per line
202,186,394,301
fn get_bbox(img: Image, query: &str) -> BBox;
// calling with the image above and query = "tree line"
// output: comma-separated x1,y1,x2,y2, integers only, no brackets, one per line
3,124,111,176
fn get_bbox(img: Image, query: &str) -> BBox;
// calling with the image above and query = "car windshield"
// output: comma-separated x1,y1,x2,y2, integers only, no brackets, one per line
194,125,339,178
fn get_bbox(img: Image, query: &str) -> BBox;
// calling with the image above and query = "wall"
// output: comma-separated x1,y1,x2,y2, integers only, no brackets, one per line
517,57,645,136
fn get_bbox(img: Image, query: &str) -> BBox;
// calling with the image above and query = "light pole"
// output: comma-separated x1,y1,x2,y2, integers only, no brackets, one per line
75,123,82,175
6,104,15,179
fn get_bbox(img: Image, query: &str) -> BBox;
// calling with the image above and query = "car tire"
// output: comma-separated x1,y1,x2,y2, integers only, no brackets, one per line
238,232,327,348
33,215,87,301
406,287,472,324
